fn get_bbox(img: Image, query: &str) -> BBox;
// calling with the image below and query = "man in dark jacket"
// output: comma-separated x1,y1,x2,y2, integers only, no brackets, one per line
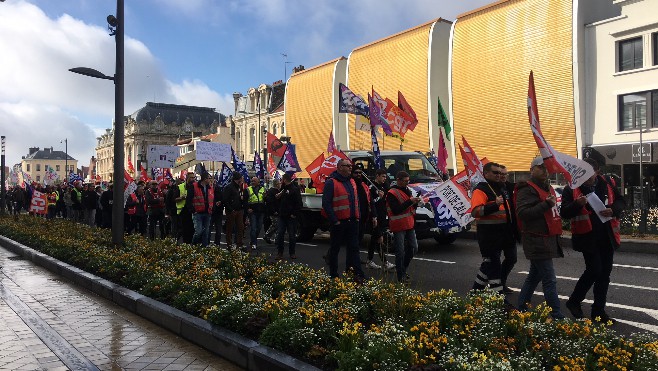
499,164,519,294
386,171,420,283
223,172,245,249
561,158,625,323
263,179,281,244
211,178,224,245
322,159,365,281
275,173,303,260
100,183,113,229
145,180,166,240
515,157,565,320
366,168,395,271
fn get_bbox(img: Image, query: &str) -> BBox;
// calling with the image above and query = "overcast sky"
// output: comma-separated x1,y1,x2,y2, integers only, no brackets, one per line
0,0,492,168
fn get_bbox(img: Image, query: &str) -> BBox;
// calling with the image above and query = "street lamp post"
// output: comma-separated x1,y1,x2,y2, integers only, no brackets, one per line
69,0,124,246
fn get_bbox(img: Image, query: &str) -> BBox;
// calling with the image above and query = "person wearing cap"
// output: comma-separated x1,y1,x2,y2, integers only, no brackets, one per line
561,158,625,324
515,157,565,320
186,172,214,247
145,180,166,240
469,161,515,295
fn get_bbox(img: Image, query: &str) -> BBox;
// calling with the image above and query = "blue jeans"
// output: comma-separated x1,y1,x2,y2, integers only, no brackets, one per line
393,229,418,282
192,212,212,247
276,216,297,255
249,212,264,246
329,219,364,278
518,259,564,319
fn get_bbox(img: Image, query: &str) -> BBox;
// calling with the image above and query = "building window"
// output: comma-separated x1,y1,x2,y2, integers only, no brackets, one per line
26,164,30,172
654,32,658,66
619,36,643,72
56,165,60,171
36,164,41,171
250,128,256,154
236,131,241,153
36,176,40,182
273,124,278,136
280,122,285,134
618,91,658,131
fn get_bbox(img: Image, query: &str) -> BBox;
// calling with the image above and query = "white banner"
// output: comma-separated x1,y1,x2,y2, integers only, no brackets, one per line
29,190,48,215
195,141,231,162
147,145,178,169
435,180,474,227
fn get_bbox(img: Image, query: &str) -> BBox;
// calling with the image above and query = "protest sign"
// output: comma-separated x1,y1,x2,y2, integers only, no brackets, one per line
147,145,178,168
195,141,231,162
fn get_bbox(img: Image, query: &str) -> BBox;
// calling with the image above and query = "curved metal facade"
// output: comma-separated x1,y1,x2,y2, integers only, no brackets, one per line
347,21,437,152
452,0,577,171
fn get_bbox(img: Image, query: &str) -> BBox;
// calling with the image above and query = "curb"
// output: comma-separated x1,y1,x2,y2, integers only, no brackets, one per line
461,230,658,255
0,235,321,371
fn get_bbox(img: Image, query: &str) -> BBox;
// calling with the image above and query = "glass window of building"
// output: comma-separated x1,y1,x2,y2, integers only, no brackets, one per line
273,124,278,136
36,176,40,182
280,122,285,134
654,32,658,66
26,164,30,172
236,131,241,153
56,165,60,171
620,93,647,131
619,36,643,72
36,164,41,171
250,128,256,154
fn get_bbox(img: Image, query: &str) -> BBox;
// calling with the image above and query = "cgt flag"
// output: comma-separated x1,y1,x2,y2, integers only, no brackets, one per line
267,132,287,168
528,71,594,188
278,144,302,173
253,151,264,179
368,92,393,135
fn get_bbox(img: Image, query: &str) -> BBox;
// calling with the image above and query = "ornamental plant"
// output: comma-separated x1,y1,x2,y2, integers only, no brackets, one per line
1,215,657,370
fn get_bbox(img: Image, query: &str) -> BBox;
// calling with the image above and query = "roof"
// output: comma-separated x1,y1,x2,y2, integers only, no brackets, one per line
457,0,510,19
352,18,448,52
268,82,286,114
23,149,76,161
290,57,347,77
130,102,226,127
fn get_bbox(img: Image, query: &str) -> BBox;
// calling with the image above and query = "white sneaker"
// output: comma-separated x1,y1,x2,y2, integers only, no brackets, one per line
366,260,381,269
385,262,395,271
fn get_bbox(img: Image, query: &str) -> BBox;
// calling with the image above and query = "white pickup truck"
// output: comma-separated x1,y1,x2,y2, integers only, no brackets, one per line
296,150,467,245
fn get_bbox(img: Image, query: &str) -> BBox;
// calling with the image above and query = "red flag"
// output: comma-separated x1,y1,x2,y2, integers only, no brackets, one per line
267,154,277,176
461,136,483,173
527,71,595,187
327,131,337,154
437,129,448,174
398,91,418,123
127,159,136,176
267,132,288,167
384,97,416,137
139,164,150,183
306,153,326,193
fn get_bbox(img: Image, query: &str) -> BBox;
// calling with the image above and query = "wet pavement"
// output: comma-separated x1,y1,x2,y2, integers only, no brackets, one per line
0,246,243,371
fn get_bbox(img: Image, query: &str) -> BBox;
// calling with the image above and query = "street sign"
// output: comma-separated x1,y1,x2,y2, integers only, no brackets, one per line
631,143,652,163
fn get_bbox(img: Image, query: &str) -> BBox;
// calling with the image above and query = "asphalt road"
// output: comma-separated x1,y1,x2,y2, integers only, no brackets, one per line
228,230,658,338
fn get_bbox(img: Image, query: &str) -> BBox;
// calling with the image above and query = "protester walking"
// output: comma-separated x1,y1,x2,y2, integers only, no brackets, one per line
322,159,365,282
263,178,281,244
515,157,565,320
245,176,266,250
146,180,166,239
275,173,302,260
386,171,420,283
470,162,516,295
367,169,395,271
499,164,519,294
187,172,214,247
561,158,625,323
223,172,245,249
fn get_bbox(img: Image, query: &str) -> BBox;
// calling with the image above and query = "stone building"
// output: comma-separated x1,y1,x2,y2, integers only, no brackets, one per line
20,147,77,184
95,102,226,181
230,81,286,162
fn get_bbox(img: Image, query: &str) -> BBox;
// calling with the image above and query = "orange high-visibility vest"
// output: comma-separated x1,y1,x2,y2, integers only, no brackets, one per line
520,181,562,236
386,188,415,232
322,179,360,220
571,178,620,245
191,182,214,213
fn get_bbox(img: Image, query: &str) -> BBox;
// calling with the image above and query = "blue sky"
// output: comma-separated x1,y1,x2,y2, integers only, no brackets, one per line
0,0,492,168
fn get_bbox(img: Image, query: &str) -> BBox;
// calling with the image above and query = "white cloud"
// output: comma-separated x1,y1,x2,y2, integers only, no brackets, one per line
167,80,234,116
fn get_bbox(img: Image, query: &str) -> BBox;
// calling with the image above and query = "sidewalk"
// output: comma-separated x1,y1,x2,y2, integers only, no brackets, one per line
0,245,242,371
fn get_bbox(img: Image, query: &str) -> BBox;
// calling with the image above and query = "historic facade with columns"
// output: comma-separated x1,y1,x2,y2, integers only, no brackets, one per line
95,102,225,181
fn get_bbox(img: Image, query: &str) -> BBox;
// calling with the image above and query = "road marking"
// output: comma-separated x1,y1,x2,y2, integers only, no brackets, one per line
359,251,456,264
518,271,658,292
510,287,658,333
613,263,658,272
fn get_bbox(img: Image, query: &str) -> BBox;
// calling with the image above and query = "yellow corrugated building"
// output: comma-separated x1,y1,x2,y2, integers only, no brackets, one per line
285,57,347,178
451,0,578,171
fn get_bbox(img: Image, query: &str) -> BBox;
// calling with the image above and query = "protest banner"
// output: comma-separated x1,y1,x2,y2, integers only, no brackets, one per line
29,190,48,215
195,141,231,162
147,145,179,168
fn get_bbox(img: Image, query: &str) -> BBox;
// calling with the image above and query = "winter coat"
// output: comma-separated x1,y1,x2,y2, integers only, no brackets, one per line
515,179,563,260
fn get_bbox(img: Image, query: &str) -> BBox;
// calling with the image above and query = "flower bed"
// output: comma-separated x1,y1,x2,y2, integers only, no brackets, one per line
1,215,657,370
